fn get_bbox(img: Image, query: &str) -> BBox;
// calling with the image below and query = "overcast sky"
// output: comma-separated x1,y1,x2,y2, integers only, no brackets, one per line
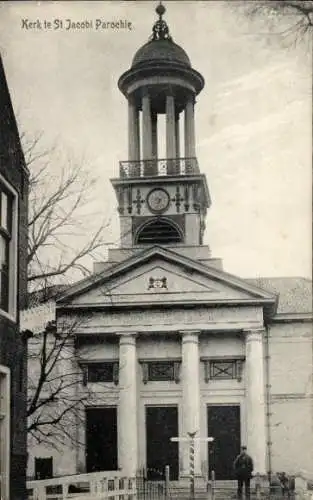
0,1,312,279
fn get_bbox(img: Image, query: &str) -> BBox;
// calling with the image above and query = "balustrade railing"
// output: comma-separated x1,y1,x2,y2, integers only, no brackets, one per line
27,471,136,500
119,157,199,179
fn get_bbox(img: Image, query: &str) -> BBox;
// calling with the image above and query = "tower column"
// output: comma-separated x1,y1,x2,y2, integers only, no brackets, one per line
184,96,196,158
181,331,201,476
142,93,153,160
118,334,138,476
166,94,176,159
245,329,267,475
151,112,158,159
128,97,140,162
175,113,180,158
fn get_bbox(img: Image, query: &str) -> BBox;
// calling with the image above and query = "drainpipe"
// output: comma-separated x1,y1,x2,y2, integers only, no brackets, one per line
264,325,272,484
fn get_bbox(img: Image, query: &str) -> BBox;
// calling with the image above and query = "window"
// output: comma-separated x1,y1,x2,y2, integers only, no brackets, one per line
0,179,17,317
136,218,182,244
0,188,13,313
140,361,181,383
84,362,119,385
203,359,243,383
35,457,53,480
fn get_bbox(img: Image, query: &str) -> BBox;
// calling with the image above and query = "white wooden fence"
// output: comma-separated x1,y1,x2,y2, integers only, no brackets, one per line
295,470,313,500
27,472,136,500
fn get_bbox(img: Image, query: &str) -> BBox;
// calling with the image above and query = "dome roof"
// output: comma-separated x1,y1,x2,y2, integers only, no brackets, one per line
131,39,191,68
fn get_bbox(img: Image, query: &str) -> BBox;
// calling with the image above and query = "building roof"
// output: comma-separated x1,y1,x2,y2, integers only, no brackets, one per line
28,284,68,308
246,277,312,315
27,275,312,317
132,39,191,68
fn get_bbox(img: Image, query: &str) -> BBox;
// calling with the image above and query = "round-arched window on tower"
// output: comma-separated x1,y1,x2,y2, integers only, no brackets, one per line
135,218,183,245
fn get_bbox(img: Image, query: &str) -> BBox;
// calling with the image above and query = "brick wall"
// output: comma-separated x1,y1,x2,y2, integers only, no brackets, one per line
0,55,29,499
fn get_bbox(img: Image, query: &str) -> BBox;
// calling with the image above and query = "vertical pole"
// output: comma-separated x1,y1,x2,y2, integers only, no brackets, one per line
165,465,170,500
189,435,195,500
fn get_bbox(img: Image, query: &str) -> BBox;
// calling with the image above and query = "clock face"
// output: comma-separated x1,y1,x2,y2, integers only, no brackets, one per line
147,188,170,213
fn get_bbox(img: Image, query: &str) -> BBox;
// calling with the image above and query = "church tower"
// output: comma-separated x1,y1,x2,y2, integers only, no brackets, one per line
112,3,211,250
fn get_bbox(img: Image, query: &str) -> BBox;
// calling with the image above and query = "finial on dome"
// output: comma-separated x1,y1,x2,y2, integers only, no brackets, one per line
151,2,173,41
156,2,166,18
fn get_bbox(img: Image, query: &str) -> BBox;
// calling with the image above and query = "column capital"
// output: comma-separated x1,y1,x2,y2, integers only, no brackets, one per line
180,330,200,343
117,332,137,346
243,328,266,342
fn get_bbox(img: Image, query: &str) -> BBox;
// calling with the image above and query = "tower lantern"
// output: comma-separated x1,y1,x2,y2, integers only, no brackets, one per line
112,3,211,249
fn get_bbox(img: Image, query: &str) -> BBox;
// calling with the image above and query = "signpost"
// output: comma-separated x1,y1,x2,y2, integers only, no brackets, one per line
170,431,214,500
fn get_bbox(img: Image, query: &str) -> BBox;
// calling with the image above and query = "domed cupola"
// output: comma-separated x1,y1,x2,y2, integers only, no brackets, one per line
131,3,192,69
112,2,211,251
118,3,204,111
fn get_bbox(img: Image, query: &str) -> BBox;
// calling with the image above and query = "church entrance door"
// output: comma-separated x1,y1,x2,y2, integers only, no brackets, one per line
207,405,241,480
146,406,179,480
86,407,118,472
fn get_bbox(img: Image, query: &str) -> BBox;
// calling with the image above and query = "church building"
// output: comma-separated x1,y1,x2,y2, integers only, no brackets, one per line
26,5,312,486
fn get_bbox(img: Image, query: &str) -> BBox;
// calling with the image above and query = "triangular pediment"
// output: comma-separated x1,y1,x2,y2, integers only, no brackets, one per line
57,247,277,313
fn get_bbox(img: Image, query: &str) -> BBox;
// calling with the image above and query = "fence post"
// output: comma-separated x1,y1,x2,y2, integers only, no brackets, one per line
62,482,68,500
211,470,215,500
255,473,261,500
35,484,46,500
165,465,170,500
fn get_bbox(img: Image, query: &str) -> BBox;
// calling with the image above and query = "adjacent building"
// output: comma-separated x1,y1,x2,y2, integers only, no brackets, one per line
26,5,312,485
0,55,29,499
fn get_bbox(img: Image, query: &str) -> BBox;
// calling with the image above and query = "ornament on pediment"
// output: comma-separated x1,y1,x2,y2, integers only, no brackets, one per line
133,189,145,215
148,276,168,290
171,186,184,213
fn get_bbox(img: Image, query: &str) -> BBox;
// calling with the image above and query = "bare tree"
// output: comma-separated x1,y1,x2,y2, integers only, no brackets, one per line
27,313,113,449
237,1,313,45
21,131,113,292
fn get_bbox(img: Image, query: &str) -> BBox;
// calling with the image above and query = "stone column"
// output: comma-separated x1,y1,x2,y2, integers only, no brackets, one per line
128,97,140,162
181,331,201,475
184,96,196,158
151,112,158,160
245,329,267,475
118,334,138,476
175,114,180,159
166,94,176,159
142,93,152,160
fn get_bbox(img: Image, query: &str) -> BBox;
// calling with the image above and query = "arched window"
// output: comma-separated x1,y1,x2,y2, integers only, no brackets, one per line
136,218,183,244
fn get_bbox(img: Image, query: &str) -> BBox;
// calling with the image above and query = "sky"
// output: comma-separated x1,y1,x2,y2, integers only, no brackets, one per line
0,0,312,279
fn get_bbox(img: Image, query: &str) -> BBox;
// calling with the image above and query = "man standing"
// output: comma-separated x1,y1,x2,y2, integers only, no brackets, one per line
233,446,254,499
